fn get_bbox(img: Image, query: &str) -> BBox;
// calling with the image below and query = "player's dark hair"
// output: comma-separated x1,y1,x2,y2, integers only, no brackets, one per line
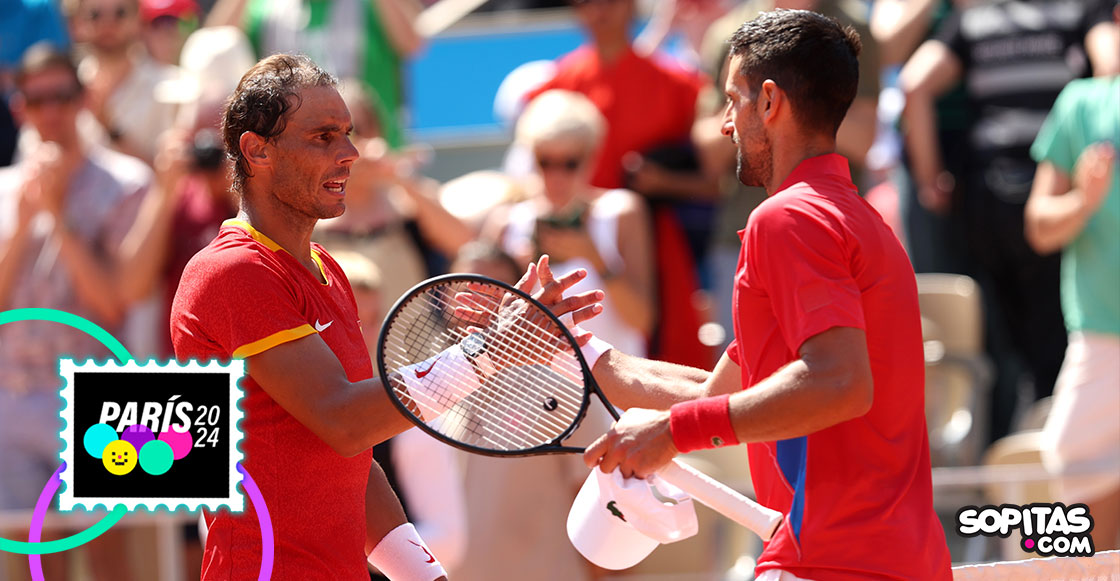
728,9,861,136
222,54,337,194
15,42,82,92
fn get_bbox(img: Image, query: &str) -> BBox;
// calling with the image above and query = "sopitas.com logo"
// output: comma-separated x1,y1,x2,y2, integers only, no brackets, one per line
956,503,1095,557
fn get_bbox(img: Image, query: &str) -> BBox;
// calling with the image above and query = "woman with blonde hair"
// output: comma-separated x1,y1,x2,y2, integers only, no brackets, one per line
484,89,654,358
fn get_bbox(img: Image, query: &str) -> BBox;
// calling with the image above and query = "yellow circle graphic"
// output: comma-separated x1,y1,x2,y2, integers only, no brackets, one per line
101,440,137,476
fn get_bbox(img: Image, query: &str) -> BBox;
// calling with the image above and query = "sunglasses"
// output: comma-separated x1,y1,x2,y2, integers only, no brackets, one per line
22,86,82,108
536,156,584,173
85,5,131,22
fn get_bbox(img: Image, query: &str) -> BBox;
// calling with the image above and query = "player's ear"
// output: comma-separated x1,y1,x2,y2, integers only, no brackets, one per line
239,131,271,170
759,80,782,124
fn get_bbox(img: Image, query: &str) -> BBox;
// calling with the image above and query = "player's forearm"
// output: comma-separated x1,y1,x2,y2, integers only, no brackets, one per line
324,378,418,456
728,357,872,444
364,461,409,554
594,350,709,410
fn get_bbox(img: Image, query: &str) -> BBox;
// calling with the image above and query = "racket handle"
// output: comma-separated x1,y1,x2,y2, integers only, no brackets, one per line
657,459,783,542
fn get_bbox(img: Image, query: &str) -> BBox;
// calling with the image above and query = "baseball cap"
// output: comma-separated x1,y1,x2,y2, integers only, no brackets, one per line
140,0,198,22
567,467,698,570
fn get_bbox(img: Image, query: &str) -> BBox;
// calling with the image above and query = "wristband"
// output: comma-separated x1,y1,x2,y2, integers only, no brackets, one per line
573,325,613,370
368,523,446,580
669,394,739,453
397,344,482,419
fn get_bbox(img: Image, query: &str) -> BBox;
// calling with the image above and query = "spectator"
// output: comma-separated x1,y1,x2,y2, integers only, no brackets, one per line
314,80,471,317
871,0,971,275
70,0,179,162
206,0,424,148
0,42,149,581
484,89,655,358
1,0,70,166
1027,55,1119,547
139,0,199,66
526,0,715,368
527,0,708,195
899,0,1117,441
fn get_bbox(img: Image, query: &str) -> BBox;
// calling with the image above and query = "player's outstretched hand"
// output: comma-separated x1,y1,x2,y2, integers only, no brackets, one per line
517,255,604,345
584,408,681,480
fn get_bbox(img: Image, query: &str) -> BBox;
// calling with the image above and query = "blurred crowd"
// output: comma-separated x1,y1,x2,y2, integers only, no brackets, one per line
0,0,1117,578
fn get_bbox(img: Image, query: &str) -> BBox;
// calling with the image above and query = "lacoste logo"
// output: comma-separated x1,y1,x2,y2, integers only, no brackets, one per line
415,355,443,379
607,500,626,522
408,540,436,563
314,319,333,333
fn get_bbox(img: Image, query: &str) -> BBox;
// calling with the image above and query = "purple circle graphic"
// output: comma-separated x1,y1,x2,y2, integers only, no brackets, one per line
157,424,194,460
120,424,154,450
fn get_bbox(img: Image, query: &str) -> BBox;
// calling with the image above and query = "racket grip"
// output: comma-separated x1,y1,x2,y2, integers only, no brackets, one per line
657,459,783,542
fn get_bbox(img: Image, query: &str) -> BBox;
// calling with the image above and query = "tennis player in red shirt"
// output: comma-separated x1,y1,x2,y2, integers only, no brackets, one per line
578,11,953,580
170,54,601,580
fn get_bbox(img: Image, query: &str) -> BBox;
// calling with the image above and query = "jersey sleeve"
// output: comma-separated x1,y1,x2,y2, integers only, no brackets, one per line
175,251,316,360
745,197,866,352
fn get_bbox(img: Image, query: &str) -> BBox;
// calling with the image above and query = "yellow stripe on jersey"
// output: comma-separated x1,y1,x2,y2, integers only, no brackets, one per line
232,324,317,359
310,250,329,286
223,219,283,252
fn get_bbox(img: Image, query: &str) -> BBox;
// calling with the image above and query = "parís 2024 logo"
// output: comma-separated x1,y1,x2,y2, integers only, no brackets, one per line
59,359,245,512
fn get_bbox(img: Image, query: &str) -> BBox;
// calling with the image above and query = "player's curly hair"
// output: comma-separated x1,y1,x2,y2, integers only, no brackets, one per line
729,9,861,136
222,54,337,194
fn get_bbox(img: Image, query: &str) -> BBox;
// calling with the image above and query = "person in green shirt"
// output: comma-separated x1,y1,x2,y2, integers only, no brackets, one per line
1027,69,1120,550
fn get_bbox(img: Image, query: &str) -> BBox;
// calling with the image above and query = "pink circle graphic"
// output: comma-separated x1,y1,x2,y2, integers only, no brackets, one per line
157,424,194,460
1023,538,1035,549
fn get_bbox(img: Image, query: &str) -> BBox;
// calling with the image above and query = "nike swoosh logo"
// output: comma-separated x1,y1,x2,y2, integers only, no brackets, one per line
415,354,443,379
408,540,436,564
314,319,333,333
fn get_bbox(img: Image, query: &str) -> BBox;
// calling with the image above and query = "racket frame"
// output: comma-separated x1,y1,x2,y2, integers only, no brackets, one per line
376,273,614,458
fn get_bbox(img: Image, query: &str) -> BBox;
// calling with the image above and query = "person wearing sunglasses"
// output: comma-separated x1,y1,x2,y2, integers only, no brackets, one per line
70,0,178,163
0,42,151,581
486,89,655,363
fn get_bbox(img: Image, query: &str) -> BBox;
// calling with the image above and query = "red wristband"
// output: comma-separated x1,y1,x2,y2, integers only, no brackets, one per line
669,394,739,453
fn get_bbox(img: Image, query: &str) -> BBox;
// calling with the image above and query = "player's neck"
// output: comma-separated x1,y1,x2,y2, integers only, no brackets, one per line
765,134,836,195
235,206,320,277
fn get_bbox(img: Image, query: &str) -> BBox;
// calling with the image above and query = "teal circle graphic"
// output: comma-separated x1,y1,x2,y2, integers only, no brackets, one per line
139,440,174,475
83,424,118,459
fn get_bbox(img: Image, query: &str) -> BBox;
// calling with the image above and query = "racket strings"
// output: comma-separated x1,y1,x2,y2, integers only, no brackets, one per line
383,283,587,451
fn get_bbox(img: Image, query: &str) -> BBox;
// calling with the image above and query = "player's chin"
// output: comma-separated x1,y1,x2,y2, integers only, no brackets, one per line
317,198,347,219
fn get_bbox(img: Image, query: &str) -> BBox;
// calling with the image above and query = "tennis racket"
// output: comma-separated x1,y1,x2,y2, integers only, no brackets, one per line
375,273,783,541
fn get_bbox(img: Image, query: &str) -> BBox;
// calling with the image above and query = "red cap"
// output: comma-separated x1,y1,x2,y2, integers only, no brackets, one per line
140,0,198,22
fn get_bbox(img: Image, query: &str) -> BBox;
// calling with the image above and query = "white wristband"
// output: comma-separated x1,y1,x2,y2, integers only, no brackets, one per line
368,523,446,580
572,325,613,370
397,344,482,419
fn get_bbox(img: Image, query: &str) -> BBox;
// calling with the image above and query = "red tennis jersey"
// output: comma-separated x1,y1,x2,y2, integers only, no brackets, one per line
170,219,373,580
726,154,952,580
